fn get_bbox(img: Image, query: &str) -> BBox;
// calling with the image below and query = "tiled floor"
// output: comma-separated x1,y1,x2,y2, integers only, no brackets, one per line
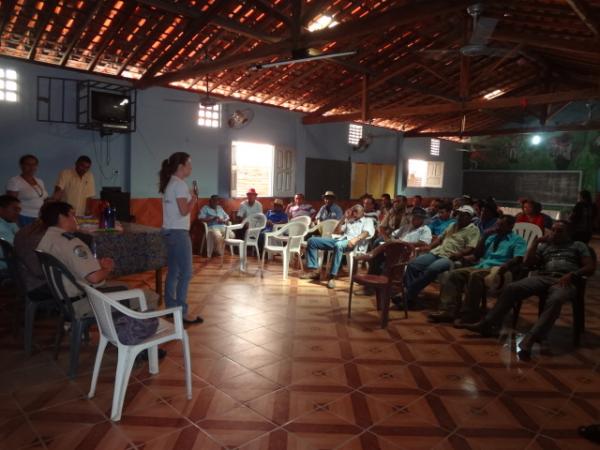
1,249,599,450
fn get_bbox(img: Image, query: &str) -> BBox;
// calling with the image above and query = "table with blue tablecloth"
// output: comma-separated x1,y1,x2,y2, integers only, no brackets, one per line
82,223,167,302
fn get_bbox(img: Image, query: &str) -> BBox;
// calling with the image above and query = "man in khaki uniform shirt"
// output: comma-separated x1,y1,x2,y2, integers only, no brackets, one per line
37,202,157,318
53,155,96,216
399,205,481,307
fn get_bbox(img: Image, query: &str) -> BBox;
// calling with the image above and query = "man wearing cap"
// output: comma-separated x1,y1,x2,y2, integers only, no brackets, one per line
398,205,480,308
237,188,263,221
315,191,343,222
286,193,316,219
302,204,375,289
258,199,288,251
428,215,527,324
198,195,230,257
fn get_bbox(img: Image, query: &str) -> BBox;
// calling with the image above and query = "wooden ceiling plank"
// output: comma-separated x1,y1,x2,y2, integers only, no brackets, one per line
470,43,523,87
564,0,600,36
115,13,172,76
302,88,600,124
140,0,228,81
136,0,282,43
251,0,291,26
27,0,57,60
142,0,471,87
493,28,600,60
87,1,137,71
59,0,105,66
403,121,600,137
0,0,17,38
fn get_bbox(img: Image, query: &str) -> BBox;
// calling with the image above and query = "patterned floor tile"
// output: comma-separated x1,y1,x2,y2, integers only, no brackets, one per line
43,421,133,450
131,424,223,450
216,370,281,403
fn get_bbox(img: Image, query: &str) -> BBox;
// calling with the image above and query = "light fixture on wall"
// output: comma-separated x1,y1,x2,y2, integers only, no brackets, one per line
531,134,542,145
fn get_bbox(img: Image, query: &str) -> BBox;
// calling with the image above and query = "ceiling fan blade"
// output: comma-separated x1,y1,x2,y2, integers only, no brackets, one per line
251,50,357,70
469,16,498,46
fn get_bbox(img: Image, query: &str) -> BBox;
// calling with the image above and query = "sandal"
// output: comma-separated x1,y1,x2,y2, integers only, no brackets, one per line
183,316,204,325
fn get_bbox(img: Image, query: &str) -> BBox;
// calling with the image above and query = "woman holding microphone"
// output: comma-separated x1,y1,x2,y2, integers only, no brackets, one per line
159,152,203,324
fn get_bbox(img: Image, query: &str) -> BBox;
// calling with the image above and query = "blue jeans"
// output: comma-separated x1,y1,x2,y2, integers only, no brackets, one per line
404,252,452,303
163,229,193,315
18,215,36,227
306,237,349,276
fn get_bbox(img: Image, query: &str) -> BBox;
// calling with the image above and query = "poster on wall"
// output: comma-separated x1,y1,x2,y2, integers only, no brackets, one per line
464,131,600,193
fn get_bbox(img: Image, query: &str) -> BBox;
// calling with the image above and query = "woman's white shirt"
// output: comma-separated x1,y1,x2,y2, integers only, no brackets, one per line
6,176,48,218
162,176,191,230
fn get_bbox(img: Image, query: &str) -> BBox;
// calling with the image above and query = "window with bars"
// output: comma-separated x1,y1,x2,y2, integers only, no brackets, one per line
407,159,444,188
430,138,440,156
348,123,363,145
197,103,220,128
0,68,18,102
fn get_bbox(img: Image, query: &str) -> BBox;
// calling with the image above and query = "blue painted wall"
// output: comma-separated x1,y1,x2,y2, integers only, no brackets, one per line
0,57,463,200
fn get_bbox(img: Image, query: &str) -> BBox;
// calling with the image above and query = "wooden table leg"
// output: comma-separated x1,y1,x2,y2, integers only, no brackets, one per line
156,267,163,305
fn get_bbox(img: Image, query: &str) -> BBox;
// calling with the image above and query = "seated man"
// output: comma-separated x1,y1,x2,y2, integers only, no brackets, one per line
37,202,159,319
428,215,527,324
369,207,432,276
301,204,375,289
398,205,480,308
427,202,455,237
315,191,343,222
235,188,263,239
362,196,380,227
286,193,315,219
259,198,288,250
0,195,21,278
198,195,230,256
465,220,595,359
377,196,409,242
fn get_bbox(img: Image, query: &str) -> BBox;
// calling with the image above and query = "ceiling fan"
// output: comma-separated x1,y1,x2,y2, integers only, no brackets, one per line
423,3,510,59
250,48,357,70
227,108,254,129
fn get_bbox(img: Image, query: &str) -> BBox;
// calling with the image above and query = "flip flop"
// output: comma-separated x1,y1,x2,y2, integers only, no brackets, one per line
183,316,204,325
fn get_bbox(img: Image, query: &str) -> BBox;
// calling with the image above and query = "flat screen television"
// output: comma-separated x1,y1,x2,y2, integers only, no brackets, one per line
91,91,130,128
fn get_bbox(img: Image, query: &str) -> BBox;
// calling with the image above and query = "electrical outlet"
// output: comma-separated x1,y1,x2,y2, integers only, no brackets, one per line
113,170,119,175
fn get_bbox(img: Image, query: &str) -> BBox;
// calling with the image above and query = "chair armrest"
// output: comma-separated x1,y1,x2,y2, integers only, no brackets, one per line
105,288,148,311
226,223,245,231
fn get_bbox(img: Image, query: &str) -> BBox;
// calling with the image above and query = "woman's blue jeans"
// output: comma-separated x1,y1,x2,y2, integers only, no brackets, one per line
162,229,193,315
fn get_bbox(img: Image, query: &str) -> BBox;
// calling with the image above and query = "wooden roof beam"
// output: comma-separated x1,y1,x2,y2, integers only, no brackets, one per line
27,0,56,60
403,121,600,137
141,0,471,87
493,28,600,60
59,0,105,66
302,88,600,124
136,0,282,43
87,2,137,71
251,0,291,26
0,0,16,37
565,0,600,36
139,0,227,81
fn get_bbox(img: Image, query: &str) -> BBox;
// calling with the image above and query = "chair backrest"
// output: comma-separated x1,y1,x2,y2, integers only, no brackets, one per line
319,219,339,237
81,284,121,344
381,242,414,282
244,213,267,244
247,213,267,229
289,216,311,228
513,223,543,248
280,222,309,252
36,250,85,319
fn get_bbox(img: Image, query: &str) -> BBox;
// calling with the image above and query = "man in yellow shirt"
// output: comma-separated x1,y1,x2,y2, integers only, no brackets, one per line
52,156,95,216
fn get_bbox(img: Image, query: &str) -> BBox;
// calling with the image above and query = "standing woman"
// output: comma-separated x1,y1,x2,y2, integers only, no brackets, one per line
6,154,48,226
159,152,203,324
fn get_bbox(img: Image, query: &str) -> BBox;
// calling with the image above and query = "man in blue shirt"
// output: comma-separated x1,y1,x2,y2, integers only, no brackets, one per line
428,215,527,324
315,191,343,222
427,202,455,236
0,195,21,274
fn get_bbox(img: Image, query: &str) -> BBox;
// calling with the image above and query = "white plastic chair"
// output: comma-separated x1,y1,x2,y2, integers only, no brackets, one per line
83,285,192,421
222,213,267,271
302,219,339,259
200,221,231,258
513,222,543,248
261,221,309,279
273,215,311,231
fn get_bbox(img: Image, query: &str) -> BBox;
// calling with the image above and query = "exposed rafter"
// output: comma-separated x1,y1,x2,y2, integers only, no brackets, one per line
403,121,600,137
564,0,600,36
59,0,105,66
